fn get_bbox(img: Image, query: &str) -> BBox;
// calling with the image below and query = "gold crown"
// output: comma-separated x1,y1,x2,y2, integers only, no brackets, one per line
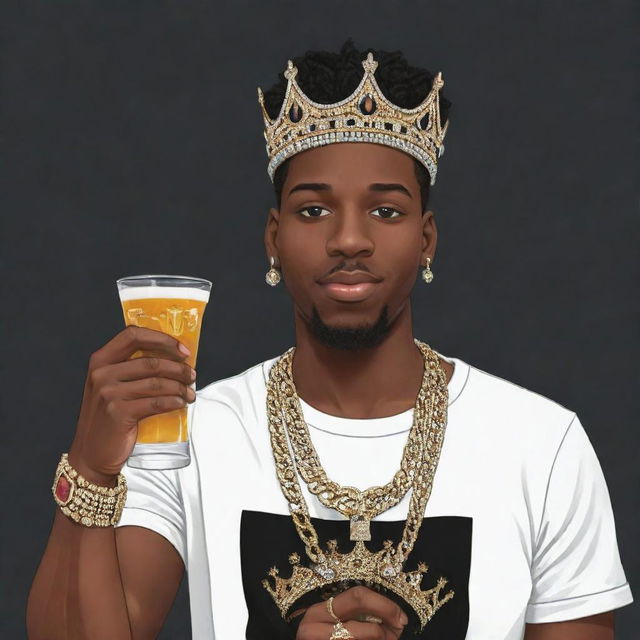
262,538,454,630
257,52,449,185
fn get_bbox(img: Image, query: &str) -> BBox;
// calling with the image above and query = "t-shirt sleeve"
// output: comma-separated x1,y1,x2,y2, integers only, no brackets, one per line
114,464,187,566
525,414,633,623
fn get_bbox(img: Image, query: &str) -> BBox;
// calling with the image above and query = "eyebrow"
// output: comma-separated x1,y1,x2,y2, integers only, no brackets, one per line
288,182,412,199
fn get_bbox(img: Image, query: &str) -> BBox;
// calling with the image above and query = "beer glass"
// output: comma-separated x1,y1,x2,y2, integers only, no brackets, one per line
116,274,212,470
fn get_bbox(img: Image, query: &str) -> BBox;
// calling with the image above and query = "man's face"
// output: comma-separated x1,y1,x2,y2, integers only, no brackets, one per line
265,142,437,348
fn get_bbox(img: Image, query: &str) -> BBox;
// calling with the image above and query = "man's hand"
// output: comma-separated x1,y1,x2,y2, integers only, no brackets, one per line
295,586,408,639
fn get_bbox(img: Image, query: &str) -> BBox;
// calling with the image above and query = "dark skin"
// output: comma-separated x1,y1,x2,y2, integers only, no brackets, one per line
264,142,614,638
266,142,452,419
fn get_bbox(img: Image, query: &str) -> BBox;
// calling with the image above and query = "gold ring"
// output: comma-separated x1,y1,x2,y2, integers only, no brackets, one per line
355,613,383,623
326,596,341,623
326,598,354,639
329,621,355,640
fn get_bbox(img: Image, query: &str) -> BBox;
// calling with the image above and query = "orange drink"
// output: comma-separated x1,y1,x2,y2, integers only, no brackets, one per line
117,275,211,469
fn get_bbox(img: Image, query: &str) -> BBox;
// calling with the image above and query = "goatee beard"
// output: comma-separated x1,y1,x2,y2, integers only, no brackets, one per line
309,305,391,351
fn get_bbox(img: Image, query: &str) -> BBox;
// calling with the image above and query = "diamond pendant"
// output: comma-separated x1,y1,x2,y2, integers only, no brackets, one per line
350,515,371,541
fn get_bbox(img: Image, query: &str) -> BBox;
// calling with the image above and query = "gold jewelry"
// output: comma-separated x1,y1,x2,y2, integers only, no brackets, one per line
265,256,281,286
257,52,449,186
327,597,354,639
330,622,354,639
355,613,383,623
52,453,127,527
327,595,383,625
326,596,341,623
262,339,455,630
422,257,434,284
273,340,434,542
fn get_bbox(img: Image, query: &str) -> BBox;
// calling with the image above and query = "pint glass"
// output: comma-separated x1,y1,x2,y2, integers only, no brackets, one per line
116,274,212,470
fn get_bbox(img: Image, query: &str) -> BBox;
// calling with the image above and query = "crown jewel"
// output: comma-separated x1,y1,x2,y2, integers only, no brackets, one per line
257,52,449,185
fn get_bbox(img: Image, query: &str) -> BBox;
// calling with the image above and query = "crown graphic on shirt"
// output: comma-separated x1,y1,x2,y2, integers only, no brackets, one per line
262,537,454,630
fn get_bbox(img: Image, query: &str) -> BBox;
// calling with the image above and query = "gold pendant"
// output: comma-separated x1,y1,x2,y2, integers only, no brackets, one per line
350,515,371,541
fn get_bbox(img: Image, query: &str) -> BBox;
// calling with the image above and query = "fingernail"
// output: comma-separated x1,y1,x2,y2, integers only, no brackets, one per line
400,612,408,625
190,368,197,381
179,343,191,356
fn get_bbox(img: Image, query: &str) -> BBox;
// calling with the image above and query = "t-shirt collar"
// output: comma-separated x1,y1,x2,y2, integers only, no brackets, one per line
264,350,469,438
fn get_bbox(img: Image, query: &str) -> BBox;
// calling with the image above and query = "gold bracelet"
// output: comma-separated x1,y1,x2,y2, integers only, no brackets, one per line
52,453,127,527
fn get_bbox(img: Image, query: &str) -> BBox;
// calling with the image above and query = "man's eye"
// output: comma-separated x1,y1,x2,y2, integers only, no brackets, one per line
372,207,403,219
297,206,403,219
298,206,331,218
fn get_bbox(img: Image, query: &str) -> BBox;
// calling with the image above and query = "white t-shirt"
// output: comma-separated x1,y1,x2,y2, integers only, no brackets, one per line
115,350,633,639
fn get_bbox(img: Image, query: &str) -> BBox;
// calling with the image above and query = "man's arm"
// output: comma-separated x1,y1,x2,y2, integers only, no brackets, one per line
27,327,193,639
27,507,133,640
27,497,183,640
524,612,614,640
115,525,185,640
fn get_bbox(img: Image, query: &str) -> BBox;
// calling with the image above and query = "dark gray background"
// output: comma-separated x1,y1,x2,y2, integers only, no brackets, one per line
2,1,637,637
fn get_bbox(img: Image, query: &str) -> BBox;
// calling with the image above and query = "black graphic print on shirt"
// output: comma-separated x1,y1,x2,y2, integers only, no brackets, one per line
240,510,472,639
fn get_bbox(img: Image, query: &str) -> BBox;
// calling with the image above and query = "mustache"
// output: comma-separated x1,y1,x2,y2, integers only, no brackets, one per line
325,262,372,277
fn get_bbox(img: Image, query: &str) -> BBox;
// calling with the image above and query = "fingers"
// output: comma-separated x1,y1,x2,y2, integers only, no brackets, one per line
100,376,196,404
117,395,190,422
82,330,198,432
297,621,387,640
341,621,390,639
354,614,383,624
299,588,408,639
97,356,195,384
332,587,408,631
90,326,190,369
91,355,195,387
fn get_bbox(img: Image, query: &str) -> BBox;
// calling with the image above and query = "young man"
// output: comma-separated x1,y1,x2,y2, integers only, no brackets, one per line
28,39,632,639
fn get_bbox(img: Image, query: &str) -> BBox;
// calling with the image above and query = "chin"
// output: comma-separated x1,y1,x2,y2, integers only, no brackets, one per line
317,307,380,326
307,304,392,351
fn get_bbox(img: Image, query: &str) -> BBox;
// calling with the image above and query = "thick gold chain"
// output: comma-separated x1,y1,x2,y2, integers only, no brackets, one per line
265,339,449,565
272,340,436,520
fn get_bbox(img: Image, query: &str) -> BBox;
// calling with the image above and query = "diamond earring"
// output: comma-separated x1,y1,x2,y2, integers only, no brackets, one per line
265,256,281,286
422,257,434,284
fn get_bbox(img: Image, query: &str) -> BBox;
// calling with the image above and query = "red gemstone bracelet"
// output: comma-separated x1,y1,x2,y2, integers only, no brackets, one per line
51,453,127,527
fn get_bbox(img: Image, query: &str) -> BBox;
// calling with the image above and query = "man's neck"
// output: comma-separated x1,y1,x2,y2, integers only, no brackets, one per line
292,308,453,420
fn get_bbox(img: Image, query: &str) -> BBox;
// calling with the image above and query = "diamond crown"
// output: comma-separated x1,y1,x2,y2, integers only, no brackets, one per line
257,52,449,185
263,538,454,629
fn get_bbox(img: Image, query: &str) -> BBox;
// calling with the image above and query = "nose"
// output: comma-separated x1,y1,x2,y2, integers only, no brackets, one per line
325,208,375,258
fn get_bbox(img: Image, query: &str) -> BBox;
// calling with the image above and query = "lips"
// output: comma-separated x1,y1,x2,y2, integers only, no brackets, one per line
318,270,382,302
318,270,382,285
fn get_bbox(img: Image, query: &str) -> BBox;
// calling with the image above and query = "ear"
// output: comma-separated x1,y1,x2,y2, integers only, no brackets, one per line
264,207,281,264
420,209,438,264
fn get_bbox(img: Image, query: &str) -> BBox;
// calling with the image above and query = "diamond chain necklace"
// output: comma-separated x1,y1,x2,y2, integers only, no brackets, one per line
265,338,449,563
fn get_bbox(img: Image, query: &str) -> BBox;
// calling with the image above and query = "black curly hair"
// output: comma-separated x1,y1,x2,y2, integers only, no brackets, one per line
261,37,451,214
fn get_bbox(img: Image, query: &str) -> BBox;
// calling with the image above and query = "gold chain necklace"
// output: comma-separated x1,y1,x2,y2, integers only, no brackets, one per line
272,339,437,542
262,339,455,629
